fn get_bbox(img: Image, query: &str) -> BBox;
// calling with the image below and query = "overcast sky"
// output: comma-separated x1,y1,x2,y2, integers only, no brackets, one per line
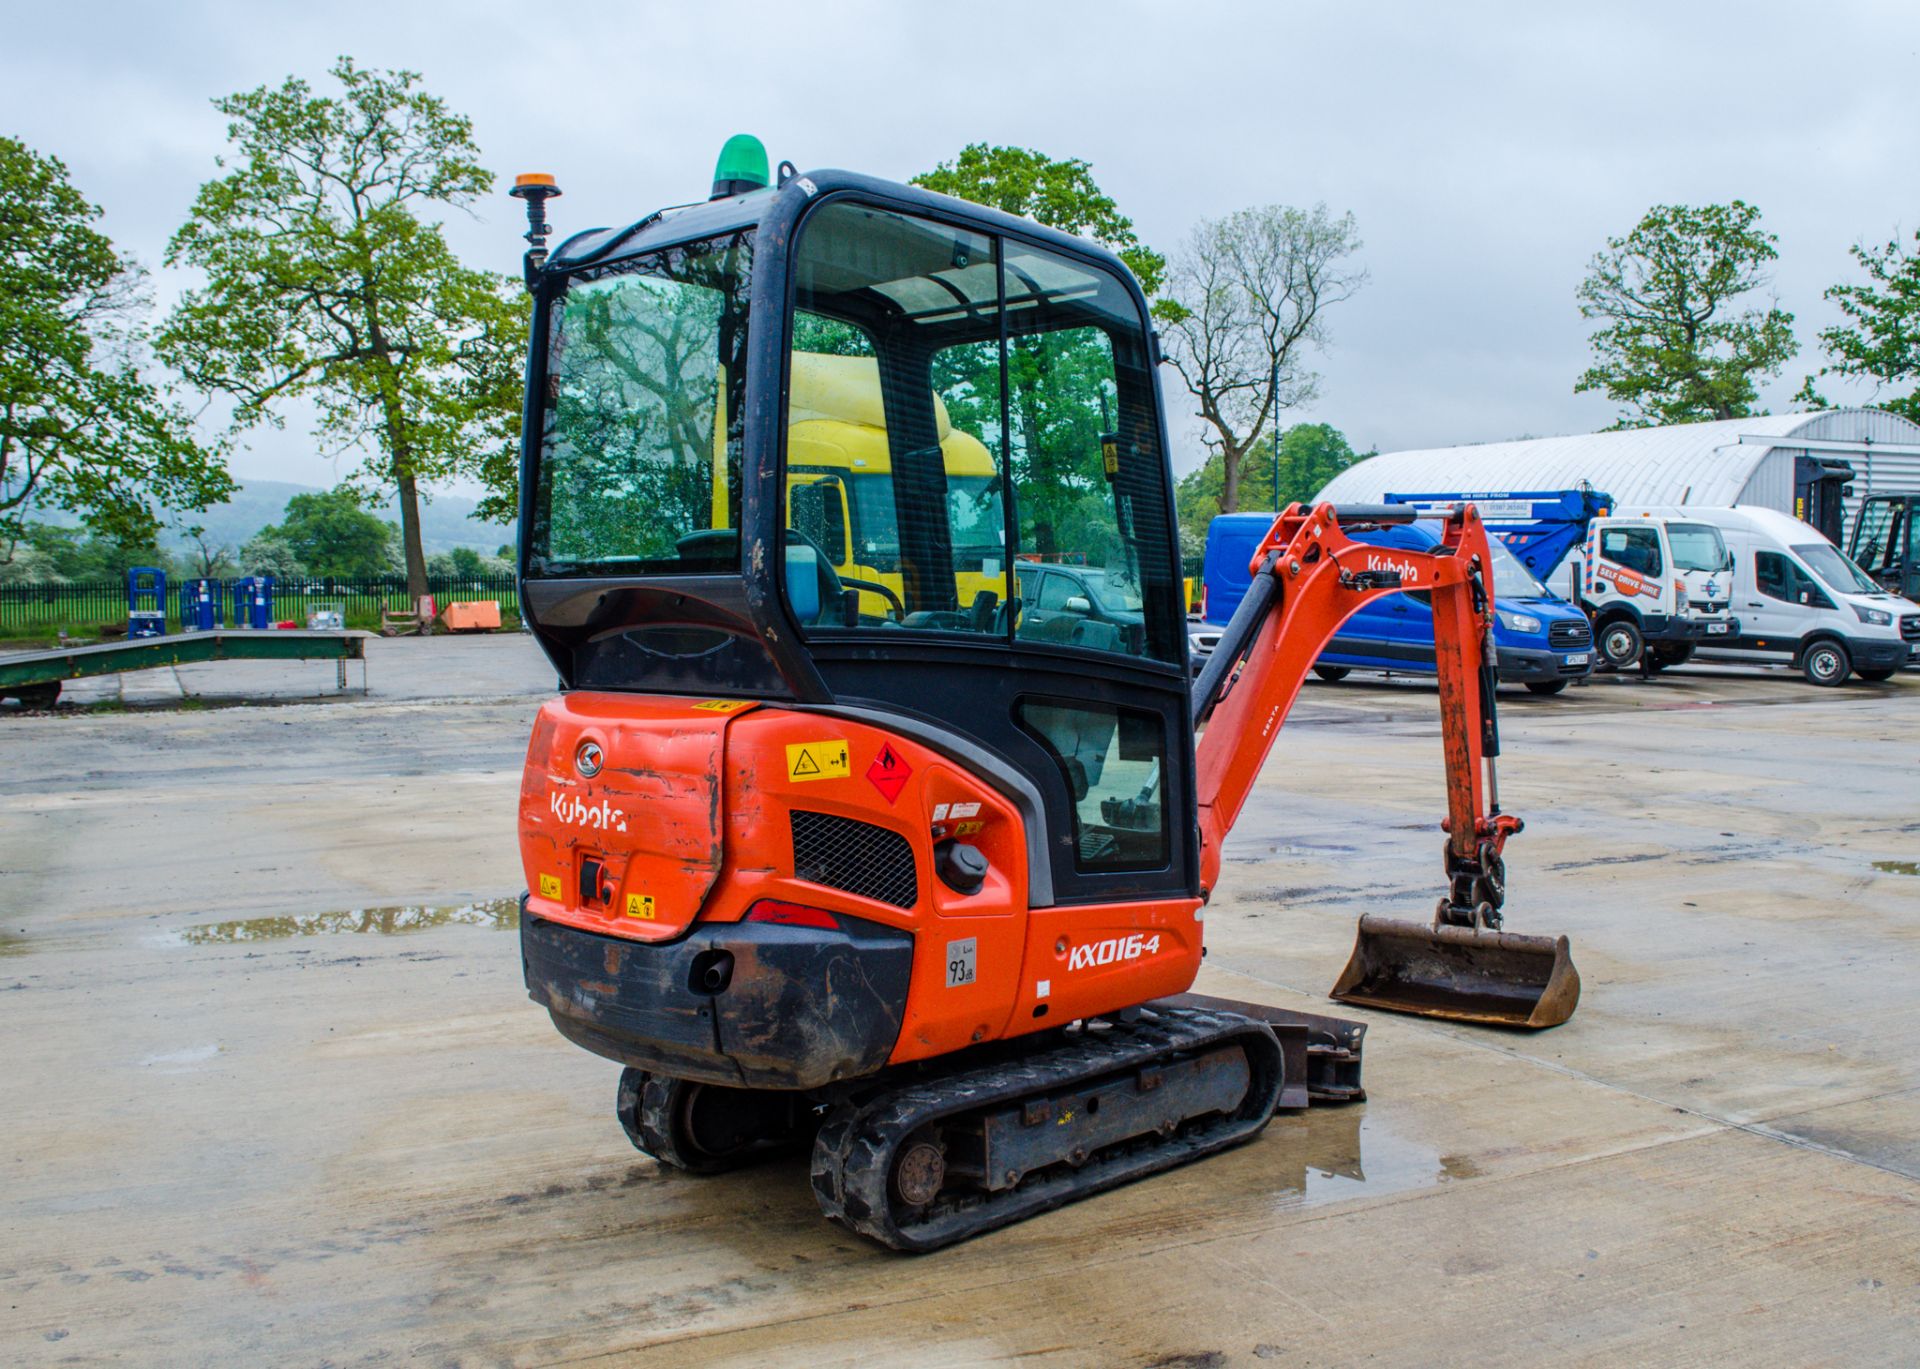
8,1,1918,493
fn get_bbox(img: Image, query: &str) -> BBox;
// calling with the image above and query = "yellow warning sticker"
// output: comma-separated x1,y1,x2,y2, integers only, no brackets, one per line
690,699,753,713
538,873,563,900
625,893,656,920
785,739,851,782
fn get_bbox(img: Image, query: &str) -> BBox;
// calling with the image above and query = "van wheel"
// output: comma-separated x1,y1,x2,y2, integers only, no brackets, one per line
1525,680,1569,696
1598,619,1643,670
1800,639,1851,686
1312,666,1351,682
1646,643,1693,671
1856,666,1897,683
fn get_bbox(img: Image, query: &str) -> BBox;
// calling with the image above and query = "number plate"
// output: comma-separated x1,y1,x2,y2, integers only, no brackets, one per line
1707,622,1729,634
945,937,977,988
1564,652,1590,666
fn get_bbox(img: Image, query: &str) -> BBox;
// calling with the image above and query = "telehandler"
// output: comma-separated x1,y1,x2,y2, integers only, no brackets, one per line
509,139,1579,1251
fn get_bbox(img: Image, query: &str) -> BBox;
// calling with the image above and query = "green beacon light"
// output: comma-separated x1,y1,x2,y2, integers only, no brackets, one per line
711,134,770,200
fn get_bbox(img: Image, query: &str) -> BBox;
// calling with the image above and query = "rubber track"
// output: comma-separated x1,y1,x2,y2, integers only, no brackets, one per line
809,1007,1284,1252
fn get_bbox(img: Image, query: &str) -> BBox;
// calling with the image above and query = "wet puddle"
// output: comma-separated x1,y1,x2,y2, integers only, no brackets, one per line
1871,860,1920,876
0,931,27,957
1248,1107,1462,1211
178,896,520,945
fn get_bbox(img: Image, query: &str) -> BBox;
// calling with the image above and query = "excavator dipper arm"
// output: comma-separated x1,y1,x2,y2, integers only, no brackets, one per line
1190,501,1579,1028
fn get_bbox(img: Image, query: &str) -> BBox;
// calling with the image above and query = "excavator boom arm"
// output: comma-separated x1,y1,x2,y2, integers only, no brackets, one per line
1191,502,1511,904
1191,501,1578,1029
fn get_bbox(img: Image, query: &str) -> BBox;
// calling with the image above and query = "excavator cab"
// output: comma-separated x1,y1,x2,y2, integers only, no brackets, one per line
510,141,1577,1251
518,151,1197,915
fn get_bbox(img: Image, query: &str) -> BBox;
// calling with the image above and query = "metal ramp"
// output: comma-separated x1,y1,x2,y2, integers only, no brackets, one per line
0,631,370,706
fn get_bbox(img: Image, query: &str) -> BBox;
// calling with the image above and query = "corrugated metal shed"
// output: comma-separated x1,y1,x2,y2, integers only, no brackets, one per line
1316,408,1920,526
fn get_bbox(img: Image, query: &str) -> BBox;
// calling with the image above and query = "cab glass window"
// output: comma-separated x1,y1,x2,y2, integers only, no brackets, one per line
531,233,751,575
1852,500,1900,573
1017,698,1168,872
784,204,1009,632
1600,525,1663,576
1666,524,1729,573
1004,241,1179,665
1755,551,1835,609
780,202,1179,663
1792,542,1878,596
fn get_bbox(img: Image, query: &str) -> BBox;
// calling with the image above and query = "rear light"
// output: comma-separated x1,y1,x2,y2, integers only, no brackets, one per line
745,899,839,929
1200,584,1209,619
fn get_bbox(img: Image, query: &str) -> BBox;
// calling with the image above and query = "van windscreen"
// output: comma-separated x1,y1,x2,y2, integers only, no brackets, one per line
1792,542,1881,596
1668,524,1729,573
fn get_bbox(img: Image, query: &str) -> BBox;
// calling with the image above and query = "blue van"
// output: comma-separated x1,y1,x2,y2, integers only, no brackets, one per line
1201,512,1597,695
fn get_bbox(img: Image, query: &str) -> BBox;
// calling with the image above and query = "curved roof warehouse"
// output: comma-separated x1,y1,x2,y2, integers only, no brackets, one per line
1315,408,1920,532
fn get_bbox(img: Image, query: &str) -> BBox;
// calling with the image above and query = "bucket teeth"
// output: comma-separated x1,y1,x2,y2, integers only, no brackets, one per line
1329,913,1581,1030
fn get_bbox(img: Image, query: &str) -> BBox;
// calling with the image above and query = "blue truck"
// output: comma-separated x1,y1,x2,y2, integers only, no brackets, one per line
1201,511,1596,695
1380,488,1738,671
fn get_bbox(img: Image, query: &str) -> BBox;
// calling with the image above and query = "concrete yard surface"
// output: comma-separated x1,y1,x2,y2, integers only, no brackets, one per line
2,637,1917,1365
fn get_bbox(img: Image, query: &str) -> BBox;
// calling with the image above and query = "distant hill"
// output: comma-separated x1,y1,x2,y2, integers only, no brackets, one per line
162,479,515,557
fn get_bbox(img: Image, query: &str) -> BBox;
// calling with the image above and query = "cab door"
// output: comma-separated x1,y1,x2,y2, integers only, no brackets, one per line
1591,523,1667,612
777,199,1194,906
1745,549,1835,652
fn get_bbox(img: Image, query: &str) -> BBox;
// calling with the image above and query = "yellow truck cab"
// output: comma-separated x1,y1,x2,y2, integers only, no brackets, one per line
767,351,1006,618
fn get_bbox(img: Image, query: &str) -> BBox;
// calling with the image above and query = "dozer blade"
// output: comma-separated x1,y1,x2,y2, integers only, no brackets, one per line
1329,913,1580,1029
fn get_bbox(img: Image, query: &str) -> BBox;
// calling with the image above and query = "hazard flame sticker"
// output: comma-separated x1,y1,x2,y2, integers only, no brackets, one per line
866,741,912,804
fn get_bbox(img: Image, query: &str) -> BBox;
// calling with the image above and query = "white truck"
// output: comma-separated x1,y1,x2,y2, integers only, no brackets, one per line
1383,488,1738,672
1629,505,1920,685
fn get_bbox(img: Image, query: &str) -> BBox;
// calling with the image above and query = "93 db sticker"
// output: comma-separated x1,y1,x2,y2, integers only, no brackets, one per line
785,740,850,782
945,937,977,988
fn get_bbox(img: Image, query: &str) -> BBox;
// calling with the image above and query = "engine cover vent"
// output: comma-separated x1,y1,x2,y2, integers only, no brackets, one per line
790,810,919,909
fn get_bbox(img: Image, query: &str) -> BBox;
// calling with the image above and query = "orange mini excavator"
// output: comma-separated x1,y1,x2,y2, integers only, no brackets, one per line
509,140,1580,1251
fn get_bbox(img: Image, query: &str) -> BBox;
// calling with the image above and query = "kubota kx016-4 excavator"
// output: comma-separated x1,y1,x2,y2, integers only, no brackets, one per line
509,139,1580,1251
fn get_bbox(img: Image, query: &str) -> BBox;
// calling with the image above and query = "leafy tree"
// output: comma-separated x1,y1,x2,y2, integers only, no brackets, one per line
427,545,485,579
179,523,237,578
238,531,306,579
912,144,1164,294
1796,228,1920,423
0,137,229,558
0,539,61,585
159,57,530,597
1157,205,1366,514
1575,201,1797,427
912,147,1166,556
258,488,396,578
1175,422,1369,553
6,522,172,580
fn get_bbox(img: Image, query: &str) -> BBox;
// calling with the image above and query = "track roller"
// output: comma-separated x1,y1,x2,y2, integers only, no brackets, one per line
810,1006,1285,1252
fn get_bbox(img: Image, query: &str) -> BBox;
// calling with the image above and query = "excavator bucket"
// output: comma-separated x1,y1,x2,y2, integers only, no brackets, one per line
1330,914,1580,1029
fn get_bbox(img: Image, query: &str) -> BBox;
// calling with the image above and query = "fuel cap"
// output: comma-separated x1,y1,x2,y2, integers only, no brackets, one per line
936,840,989,895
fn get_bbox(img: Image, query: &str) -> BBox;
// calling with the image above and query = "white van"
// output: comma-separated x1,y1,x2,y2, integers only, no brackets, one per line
1632,505,1919,684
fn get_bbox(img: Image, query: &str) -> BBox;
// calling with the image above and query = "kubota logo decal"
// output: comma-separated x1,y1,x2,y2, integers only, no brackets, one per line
550,791,628,833
1365,554,1420,585
1067,933,1161,971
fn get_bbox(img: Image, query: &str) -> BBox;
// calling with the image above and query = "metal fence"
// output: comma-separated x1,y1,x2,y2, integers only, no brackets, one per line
0,573,520,636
